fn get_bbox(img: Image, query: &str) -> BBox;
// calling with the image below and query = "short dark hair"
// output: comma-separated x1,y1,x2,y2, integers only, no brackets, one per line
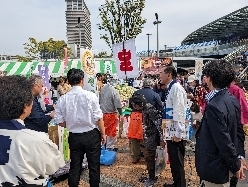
131,94,147,107
96,73,102,78
67,68,84,86
29,75,43,86
164,65,177,79
202,60,235,89
0,76,33,120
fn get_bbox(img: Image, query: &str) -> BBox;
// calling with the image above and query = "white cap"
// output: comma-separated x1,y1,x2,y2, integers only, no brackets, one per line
187,75,197,83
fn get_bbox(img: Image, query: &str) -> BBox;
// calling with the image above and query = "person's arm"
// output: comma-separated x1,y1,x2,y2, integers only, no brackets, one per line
237,89,248,124
91,94,105,136
237,122,245,158
45,104,54,112
172,88,187,139
27,100,53,126
113,89,123,115
54,98,65,126
32,136,65,175
206,104,241,174
154,93,163,113
148,107,163,142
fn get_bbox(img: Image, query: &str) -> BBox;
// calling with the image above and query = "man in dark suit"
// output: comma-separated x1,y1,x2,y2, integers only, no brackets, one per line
24,75,54,133
134,78,163,113
195,60,247,187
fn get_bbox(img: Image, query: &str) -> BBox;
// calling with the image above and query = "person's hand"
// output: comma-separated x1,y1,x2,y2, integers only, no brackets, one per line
187,93,194,99
236,161,246,180
50,111,55,118
160,141,166,148
171,136,181,142
101,134,106,145
240,158,248,170
53,104,56,109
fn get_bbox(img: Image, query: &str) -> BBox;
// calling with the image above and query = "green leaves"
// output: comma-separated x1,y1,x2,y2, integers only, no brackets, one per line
94,51,113,58
98,0,147,50
17,38,72,62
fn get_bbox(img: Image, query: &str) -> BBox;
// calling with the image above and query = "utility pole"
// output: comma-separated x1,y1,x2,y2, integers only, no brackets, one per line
146,34,152,57
153,13,162,58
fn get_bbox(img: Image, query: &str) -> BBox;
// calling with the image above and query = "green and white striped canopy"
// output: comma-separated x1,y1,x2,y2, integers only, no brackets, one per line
0,59,117,77
0,61,82,77
94,60,117,74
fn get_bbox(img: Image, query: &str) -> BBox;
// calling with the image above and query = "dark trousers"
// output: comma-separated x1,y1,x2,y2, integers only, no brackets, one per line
144,149,156,179
166,140,186,187
230,176,238,187
68,128,101,187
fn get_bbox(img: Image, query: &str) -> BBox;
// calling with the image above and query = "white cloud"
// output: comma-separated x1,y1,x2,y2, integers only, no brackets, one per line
0,0,247,55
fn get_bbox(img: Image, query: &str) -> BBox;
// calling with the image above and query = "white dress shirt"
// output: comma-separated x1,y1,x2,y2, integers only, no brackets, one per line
55,86,103,133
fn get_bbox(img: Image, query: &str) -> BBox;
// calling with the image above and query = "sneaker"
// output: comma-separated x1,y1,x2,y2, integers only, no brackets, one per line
144,178,156,187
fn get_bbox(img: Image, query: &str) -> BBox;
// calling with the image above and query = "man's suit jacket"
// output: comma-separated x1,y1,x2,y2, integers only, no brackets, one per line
195,89,243,184
24,97,53,133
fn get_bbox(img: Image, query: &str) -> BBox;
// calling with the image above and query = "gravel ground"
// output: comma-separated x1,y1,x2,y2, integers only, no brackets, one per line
54,136,248,187
54,138,199,187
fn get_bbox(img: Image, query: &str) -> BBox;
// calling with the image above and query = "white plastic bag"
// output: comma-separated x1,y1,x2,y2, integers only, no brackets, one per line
155,147,167,176
122,116,130,138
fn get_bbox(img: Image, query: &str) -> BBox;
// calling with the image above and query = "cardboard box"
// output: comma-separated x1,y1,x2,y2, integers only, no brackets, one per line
48,126,59,146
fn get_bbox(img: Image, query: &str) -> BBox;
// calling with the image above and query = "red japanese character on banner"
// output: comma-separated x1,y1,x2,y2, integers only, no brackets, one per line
117,49,133,71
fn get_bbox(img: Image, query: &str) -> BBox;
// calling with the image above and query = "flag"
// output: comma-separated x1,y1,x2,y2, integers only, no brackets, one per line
112,39,139,79
64,48,68,70
38,65,52,104
195,59,203,84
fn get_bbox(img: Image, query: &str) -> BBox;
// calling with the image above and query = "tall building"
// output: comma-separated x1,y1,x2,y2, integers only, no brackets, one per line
65,0,92,57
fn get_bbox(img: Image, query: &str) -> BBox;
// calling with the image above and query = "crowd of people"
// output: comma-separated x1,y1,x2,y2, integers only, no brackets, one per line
0,59,248,187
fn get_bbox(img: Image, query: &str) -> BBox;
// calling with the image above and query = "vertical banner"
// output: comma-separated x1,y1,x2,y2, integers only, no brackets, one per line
64,48,68,71
112,39,139,79
80,48,96,93
38,65,52,104
173,62,177,71
195,59,203,84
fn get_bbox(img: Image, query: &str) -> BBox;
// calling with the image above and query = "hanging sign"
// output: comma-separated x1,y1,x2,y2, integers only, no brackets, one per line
80,48,96,93
112,39,139,79
38,65,52,104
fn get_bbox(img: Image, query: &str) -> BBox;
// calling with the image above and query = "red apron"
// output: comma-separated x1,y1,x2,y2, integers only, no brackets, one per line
127,112,143,140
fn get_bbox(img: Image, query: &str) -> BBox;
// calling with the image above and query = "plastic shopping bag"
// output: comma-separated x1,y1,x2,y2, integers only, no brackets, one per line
155,147,167,176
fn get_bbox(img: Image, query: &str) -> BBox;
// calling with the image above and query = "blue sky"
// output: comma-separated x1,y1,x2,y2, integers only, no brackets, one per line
0,0,247,56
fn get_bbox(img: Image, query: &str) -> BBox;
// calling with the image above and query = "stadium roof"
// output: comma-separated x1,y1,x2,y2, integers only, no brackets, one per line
181,6,248,45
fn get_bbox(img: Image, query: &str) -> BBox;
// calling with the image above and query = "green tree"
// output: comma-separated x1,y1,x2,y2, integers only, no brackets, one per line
17,38,72,62
94,51,113,58
97,0,146,50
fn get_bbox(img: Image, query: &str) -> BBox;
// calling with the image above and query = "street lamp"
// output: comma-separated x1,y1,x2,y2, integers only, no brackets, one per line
146,34,152,57
153,13,162,58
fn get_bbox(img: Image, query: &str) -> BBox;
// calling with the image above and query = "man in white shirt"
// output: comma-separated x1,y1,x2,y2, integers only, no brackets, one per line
55,68,106,187
160,66,187,187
